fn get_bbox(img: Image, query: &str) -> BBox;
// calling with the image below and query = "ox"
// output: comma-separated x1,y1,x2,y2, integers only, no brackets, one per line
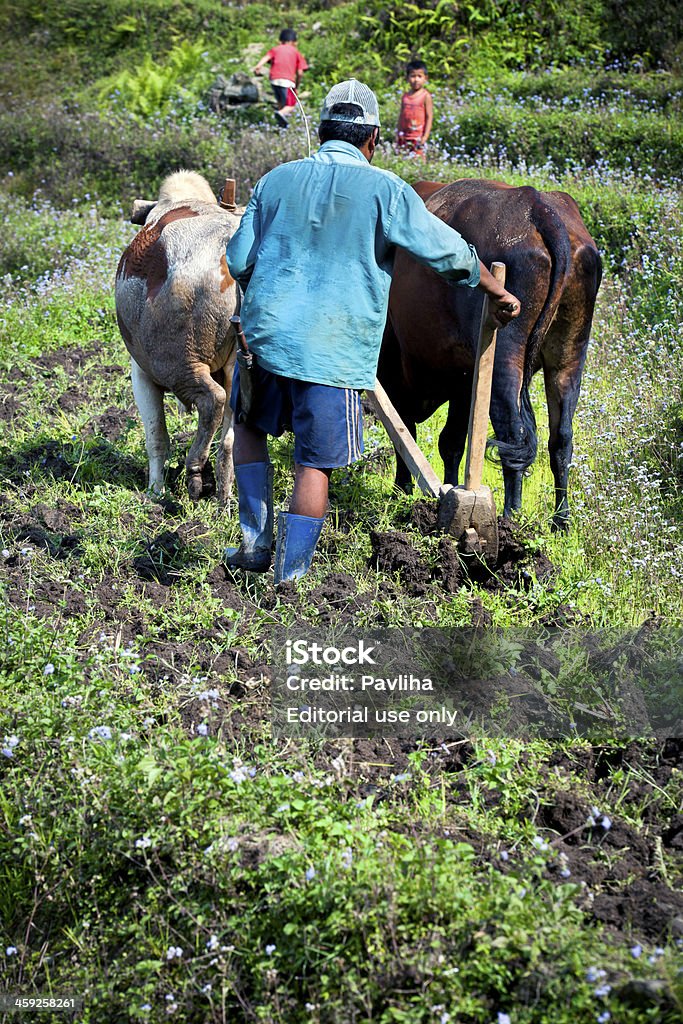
115,170,241,504
378,179,602,529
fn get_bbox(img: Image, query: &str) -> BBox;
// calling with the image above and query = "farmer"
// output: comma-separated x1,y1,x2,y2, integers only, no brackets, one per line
225,79,520,584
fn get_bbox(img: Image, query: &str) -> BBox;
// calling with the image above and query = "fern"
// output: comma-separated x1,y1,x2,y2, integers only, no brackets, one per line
99,39,212,118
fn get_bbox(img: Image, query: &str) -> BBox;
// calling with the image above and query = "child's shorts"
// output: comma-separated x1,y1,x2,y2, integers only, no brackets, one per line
271,81,296,107
230,361,364,469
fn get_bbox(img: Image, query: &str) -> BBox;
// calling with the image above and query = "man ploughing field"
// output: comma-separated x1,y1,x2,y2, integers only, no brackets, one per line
225,79,521,584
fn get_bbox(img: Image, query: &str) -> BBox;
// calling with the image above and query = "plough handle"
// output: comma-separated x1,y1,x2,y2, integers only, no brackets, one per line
367,381,443,499
464,261,506,491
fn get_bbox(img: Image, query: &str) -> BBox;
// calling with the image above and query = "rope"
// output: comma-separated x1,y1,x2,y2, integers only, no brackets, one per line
290,87,312,158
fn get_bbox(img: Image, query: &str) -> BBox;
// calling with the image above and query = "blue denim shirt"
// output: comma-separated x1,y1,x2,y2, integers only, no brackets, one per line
226,140,480,390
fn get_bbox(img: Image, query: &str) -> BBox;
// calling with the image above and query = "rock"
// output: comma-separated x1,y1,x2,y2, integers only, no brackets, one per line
616,978,672,1008
207,73,263,112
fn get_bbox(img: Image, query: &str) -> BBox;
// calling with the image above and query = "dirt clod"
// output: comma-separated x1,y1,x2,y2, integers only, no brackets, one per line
369,530,431,596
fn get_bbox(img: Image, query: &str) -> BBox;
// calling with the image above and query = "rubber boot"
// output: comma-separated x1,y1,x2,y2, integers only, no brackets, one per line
273,511,326,584
223,462,273,572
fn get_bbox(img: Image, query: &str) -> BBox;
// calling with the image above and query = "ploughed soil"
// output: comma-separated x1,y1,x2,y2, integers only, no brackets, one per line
1,344,682,962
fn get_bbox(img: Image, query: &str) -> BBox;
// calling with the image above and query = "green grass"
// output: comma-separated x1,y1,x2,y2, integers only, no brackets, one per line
2,628,681,1022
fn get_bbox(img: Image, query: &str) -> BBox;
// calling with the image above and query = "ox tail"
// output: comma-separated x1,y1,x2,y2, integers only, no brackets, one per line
490,386,537,473
490,189,572,474
524,190,572,389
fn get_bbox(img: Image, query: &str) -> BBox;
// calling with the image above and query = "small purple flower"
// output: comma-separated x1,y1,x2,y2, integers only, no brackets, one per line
305,866,316,882
630,944,642,958
88,725,112,741
265,944,276,956
497,1014,511,1024
3,735,19,758
601,816,612,831
597,1013,611,1023
6,946,18,956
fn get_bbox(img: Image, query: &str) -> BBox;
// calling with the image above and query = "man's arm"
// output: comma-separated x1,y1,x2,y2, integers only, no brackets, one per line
226,191,261,288
386,184,521,322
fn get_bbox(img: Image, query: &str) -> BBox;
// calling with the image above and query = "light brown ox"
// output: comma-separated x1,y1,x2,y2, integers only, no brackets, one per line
115,170,241,503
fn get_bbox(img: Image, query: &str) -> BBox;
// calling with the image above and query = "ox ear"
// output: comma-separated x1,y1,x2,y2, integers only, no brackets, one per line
130,199,157,225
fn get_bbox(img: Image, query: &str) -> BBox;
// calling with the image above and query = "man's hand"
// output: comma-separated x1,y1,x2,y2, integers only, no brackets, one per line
477,263,521,327
489,289,521,328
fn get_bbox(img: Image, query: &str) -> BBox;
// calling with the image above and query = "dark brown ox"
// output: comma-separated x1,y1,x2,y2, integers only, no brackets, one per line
115,170,241,503
378,179,602,528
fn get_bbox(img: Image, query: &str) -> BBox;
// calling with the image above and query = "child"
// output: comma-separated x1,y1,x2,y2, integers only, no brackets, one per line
396,59,433,159
252,28,309,129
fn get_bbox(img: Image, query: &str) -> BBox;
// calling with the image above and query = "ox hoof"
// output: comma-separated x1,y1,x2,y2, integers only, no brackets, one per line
551,514,570,533
186,464,216,501
187,473,204,501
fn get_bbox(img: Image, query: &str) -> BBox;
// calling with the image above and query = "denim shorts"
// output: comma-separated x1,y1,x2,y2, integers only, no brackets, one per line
230,361,364,469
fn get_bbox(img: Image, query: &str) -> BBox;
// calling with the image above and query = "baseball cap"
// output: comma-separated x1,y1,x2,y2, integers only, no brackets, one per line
319,79,381,127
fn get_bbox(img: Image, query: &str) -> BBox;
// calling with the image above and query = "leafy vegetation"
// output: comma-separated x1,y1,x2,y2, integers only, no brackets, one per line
1,2,682,1021
101,39,215,119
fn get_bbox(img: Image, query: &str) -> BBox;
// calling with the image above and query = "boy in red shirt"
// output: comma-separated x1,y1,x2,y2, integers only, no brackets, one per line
252,28,309,129
396,59,433,160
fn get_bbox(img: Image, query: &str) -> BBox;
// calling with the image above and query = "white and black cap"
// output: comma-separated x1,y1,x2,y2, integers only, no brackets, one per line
319,79,381,127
